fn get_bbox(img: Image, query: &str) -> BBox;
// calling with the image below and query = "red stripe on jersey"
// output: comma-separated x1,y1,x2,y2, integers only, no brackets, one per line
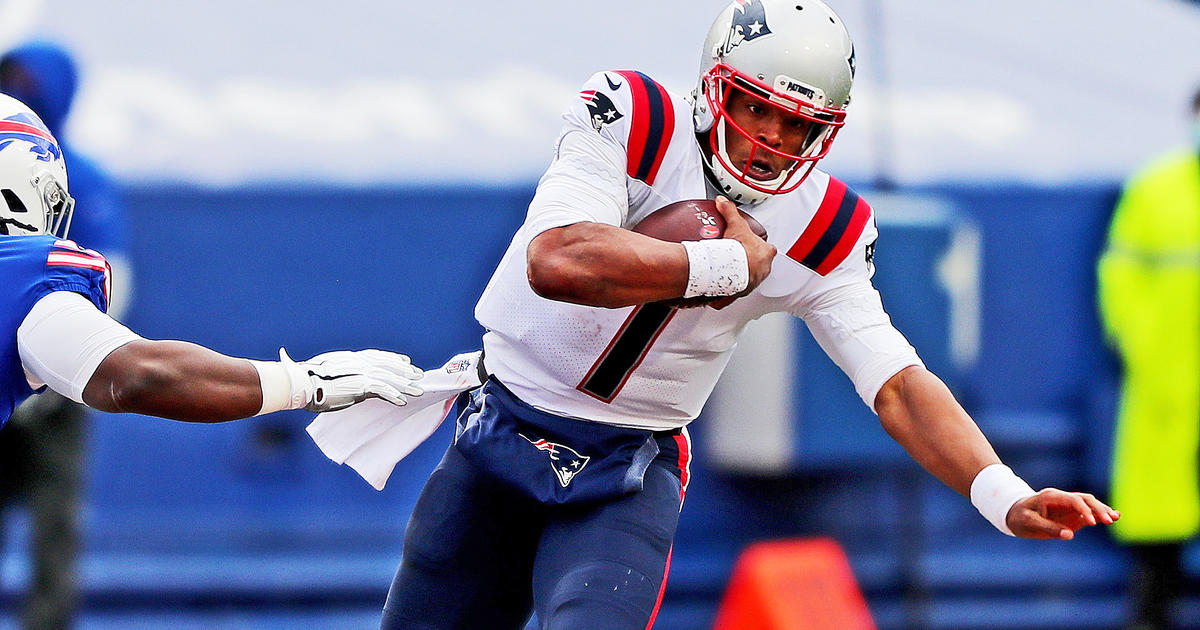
786,177,847,265
47,250,107,271
51,240,106,261
641,78,674,185
0,120,56,144
47,245,112,310
613,70,675,186
815,195,871,276
618,71,652,182
785,178,872,275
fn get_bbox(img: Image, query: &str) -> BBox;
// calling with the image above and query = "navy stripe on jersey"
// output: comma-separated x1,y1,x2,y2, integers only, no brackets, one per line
578,302,676,403
800,187,861,269
614,70,675,185
785,177,872,276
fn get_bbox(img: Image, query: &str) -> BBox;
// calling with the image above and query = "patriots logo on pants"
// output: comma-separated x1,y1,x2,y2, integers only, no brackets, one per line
519,433,591,488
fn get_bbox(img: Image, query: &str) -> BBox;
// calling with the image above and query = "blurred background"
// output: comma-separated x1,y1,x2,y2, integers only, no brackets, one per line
1,0,1199,628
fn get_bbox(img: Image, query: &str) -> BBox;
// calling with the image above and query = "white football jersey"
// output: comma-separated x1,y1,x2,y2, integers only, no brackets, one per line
475,70,922,431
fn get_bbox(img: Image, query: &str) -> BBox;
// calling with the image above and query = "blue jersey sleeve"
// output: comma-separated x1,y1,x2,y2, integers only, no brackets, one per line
3,235,110,314
39,239,111,312
0,235,110,425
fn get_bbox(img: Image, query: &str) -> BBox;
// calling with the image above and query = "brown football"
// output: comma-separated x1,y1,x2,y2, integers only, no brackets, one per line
632,199,768,242
632,199,767,309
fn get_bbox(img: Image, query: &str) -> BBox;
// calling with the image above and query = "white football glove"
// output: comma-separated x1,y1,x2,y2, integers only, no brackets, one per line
278,348,424,412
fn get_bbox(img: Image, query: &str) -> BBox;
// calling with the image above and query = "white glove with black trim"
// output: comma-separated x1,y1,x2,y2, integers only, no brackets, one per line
278,348,424,412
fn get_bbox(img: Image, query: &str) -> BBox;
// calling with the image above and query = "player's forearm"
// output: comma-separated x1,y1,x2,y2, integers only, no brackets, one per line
874,365,1000,497
527,222,690,307
82,339,263,422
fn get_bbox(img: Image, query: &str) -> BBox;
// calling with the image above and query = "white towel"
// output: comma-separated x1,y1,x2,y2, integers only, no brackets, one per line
306,350,482,490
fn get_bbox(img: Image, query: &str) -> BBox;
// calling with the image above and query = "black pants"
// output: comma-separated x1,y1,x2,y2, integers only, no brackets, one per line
0,392,86,630
1127,542,1185,630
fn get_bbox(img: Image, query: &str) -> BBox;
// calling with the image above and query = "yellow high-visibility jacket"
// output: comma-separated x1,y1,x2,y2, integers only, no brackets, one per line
1099,148,1200,543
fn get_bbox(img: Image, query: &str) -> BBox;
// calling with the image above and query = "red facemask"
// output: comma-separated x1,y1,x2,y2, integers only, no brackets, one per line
702,62,847,197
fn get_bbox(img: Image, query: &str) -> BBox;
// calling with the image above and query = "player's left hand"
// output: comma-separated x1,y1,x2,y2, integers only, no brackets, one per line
281,348,425,412
1005,488,1119,540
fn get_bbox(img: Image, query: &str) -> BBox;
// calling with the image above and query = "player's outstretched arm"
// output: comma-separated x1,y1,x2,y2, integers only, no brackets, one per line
18,291,423,423
83,339,263,420
874,365,1118,539
82,342,423,422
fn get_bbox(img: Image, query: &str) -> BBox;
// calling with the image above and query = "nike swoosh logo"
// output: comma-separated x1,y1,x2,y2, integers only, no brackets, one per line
605,74,622,91
308,370,356,381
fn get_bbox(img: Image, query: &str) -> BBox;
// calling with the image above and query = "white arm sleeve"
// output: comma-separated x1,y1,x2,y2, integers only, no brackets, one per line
523,128,629,237
17,291,142,404
800,282,925,412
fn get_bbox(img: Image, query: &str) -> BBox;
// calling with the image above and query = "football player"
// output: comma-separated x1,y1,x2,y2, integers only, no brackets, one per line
0,92,423,429
380,2,1118,629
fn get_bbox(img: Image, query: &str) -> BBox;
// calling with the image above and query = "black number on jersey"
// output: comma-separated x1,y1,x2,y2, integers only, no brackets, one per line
577,303,676,403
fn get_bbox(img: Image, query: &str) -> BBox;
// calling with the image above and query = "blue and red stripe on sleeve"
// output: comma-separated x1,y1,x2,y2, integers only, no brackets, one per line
613,71,675,186
785,177,872,276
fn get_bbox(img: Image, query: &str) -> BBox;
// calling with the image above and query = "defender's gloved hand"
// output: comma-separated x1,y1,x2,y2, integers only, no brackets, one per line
279,348,424,412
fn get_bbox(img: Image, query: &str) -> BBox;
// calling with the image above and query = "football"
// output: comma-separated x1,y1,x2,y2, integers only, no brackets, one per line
632,199,768,309
632,199,768,242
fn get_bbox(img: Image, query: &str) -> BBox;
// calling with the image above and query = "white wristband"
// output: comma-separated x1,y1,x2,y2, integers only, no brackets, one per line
681,239,750,298
970,464,1036,536
249,357,309,415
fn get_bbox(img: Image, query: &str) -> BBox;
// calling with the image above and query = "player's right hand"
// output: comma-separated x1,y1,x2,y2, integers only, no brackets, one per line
280,348,425,412
1005,488,1119,540
714,195,775,298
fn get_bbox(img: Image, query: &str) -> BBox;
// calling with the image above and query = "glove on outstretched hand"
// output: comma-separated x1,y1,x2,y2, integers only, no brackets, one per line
279,348,424,412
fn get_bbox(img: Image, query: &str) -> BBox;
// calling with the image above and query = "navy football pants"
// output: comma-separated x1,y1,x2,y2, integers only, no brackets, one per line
380,437,689,630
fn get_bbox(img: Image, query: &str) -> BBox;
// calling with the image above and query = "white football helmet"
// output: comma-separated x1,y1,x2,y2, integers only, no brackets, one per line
694,0,855,204
0,92,73,237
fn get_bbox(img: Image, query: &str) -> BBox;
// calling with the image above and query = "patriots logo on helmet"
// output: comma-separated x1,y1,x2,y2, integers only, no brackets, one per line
519,433,591,488
719,0,773,56
579,88,623,132
0,113,62,163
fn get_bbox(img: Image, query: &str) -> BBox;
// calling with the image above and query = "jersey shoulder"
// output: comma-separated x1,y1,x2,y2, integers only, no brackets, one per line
779,173,875,277
568,70,693,186
0,235,111,313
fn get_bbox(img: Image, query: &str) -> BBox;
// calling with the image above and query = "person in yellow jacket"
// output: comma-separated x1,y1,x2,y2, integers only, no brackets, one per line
1098,86,1200,630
